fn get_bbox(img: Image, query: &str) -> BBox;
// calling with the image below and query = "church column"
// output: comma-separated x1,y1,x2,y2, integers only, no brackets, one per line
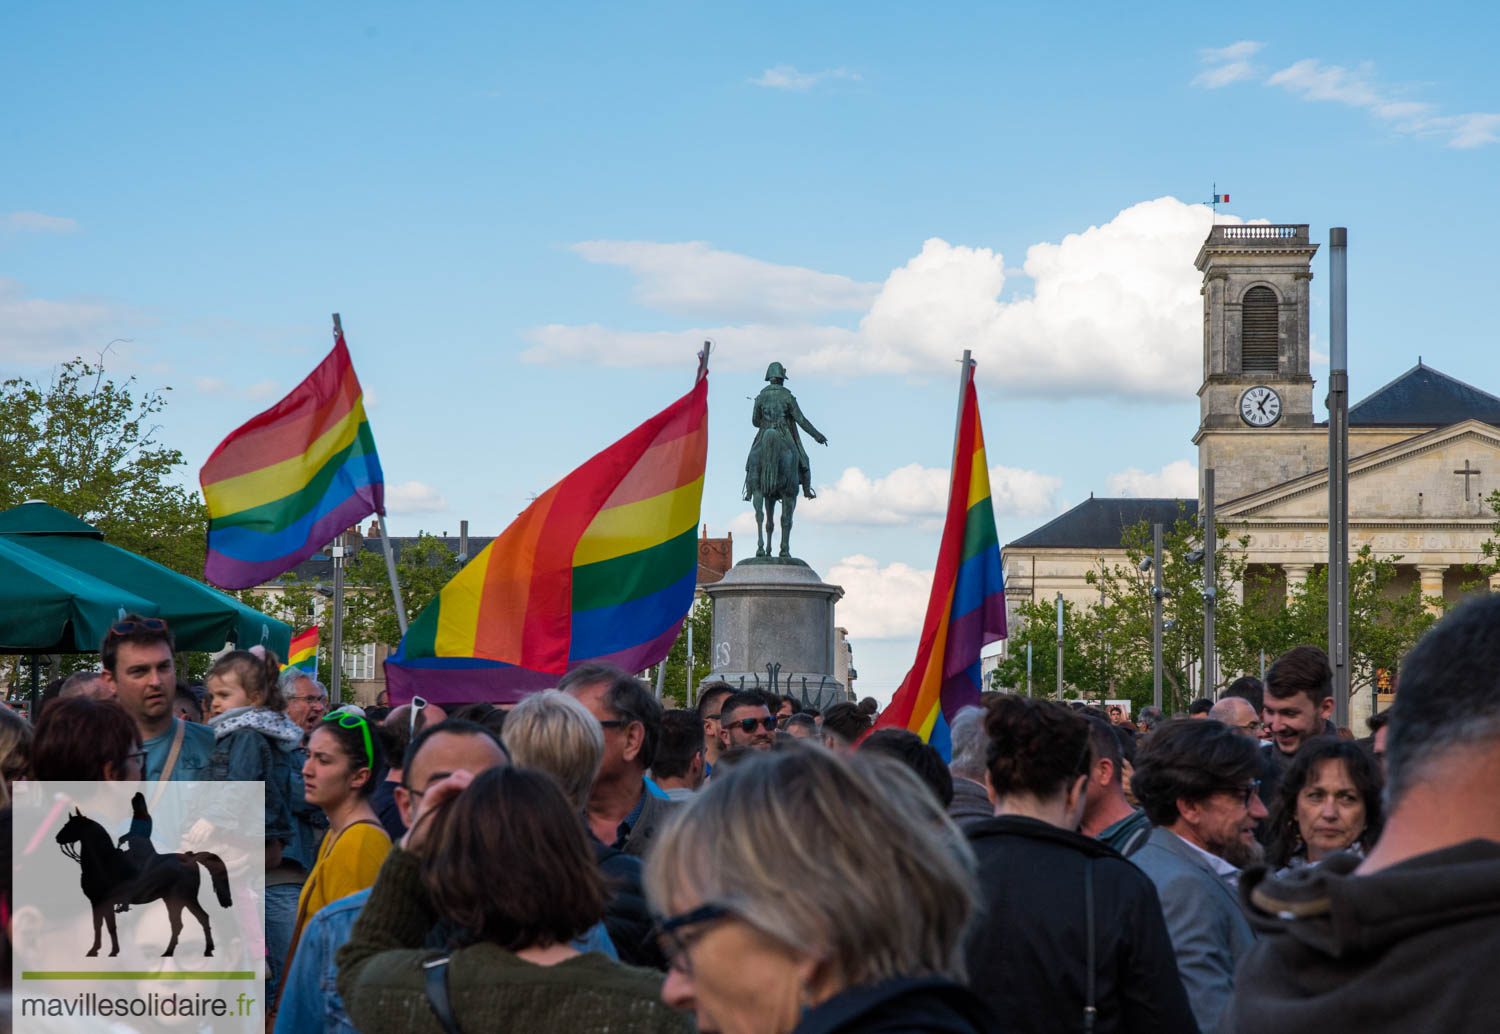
1416,564,1448,613
1282,564,1311,600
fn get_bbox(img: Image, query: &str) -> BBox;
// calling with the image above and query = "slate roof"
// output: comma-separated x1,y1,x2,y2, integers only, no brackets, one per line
1006,497,1197,551
1348,362,1500,427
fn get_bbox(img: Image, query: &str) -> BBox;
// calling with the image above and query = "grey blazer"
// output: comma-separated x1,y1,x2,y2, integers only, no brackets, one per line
620,788,680,860
1133,826,1256,1034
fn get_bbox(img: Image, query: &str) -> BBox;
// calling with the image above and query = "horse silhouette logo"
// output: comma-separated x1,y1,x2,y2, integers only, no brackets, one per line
55,791,232,958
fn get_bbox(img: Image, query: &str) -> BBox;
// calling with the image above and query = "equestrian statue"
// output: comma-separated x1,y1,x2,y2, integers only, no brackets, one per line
743,361,828,558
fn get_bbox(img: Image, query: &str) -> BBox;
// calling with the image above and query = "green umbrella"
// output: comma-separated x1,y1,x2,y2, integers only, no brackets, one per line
0,502,291,657
0,536,161,652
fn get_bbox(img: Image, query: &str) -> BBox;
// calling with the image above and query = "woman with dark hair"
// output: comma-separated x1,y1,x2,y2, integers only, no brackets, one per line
1265,736,1383,873
338,765,688,1034
285,709,390,972
963,695,1196,1034
31,697,143,782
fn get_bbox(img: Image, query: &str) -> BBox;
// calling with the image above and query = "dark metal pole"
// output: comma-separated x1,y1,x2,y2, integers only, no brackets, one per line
1055,591,1064,700
1153,523,1164,710
1203,468,1217,698
1328,228,1351,728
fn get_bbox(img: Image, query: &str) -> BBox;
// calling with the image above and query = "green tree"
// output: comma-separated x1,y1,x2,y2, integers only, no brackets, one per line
345,533,462,654
0,359,207,576
1086,509,1251,713
1236,546,1438,704
656,596,713,706
989,596,1103,699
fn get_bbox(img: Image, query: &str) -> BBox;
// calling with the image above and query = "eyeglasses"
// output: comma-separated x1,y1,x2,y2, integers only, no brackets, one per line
731,716,777,734
321,710,374,769
410,696,427,741
651,903,731,973
109,617,167,636
1219,780,1262,807
599,718,636,730
1236,720,1264,733
123,749,148,774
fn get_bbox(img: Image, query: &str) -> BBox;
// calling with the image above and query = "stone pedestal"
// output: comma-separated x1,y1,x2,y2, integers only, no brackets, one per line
700,558,847,712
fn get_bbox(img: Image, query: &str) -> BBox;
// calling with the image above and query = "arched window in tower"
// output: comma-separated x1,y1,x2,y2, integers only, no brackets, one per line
1241,286,1279,373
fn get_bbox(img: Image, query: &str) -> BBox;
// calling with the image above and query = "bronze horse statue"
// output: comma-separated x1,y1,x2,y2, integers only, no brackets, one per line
56,794,231,958
743,362,827,558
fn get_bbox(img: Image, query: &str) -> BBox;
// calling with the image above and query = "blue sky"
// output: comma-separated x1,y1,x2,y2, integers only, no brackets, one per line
4,1,1498,701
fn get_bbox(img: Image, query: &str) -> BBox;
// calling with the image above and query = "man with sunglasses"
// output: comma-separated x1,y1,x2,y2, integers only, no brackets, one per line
1130,719,1266,1034
100,615,214,784
716,691,777,752
562,664,679,858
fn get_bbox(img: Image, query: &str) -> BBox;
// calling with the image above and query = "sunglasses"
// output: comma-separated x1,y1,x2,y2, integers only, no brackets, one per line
651,903,731,974
410,696,427,741
322,710,374,769
1219,780,1262,807
109,617,167,635
730,716,777,734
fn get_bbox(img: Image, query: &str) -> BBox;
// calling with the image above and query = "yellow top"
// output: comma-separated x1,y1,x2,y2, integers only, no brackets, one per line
285,820,391,969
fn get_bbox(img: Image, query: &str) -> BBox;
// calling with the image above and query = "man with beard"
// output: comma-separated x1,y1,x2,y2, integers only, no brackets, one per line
716,691,777,752
1130,719,1266,1034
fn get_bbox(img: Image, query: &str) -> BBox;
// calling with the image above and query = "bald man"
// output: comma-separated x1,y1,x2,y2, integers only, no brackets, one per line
1210,696,1263,739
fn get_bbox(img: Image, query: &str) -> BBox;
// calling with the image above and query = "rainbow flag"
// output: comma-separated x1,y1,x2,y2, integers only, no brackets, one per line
385,353,709,704
201,322,384,590
287,626,319,674
871,361,1006,760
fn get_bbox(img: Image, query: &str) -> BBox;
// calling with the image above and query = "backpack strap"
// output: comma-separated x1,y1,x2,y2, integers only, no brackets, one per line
147,718,186,810
422,955,463,1034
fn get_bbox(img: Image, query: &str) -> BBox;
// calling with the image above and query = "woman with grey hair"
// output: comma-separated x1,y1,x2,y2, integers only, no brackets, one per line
645,745,995,1033
502,688,663,969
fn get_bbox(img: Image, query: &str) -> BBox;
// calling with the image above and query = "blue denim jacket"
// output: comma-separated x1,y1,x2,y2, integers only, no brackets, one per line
273,889,620,1034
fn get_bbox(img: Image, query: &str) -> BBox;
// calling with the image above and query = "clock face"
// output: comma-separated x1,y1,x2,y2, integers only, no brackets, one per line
1240,386,1282,427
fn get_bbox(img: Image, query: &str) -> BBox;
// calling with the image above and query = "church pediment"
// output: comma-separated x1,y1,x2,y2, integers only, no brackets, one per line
1218,420,1500,523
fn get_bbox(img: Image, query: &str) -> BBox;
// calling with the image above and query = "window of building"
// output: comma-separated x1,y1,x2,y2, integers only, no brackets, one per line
344,642,376,681
1241,286,1279,372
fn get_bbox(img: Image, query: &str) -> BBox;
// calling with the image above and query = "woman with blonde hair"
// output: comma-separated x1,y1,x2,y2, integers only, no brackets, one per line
645,745,994,1034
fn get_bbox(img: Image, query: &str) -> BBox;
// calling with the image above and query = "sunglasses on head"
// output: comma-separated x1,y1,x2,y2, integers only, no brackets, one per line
322,710,374,769
109,617,168,636
410,696,427,741
731,716,777,734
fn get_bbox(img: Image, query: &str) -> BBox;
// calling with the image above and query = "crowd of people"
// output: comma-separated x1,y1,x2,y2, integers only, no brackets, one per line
4,591,1500,1032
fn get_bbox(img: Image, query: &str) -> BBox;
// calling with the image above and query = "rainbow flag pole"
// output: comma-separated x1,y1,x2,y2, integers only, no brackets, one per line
870,350,1007,760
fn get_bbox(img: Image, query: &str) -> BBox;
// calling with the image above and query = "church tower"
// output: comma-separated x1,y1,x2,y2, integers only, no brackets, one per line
1194,224,1321,504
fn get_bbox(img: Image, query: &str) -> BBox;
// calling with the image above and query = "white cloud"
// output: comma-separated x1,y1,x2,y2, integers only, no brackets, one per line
525,196,1236,400
385,481,450,514
750,65,861,90
3,211,79,233
1106,459,1198,498
1264,57,1499,149
193,376,228,394
191,376,281,402
1193,40,1263,88
569,240,877,322
0,276,148,366
803,463,1061,526
827,554,933,639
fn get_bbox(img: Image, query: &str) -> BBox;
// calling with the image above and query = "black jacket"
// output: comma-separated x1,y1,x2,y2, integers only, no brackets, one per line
1223,840,1500,1033
964,816,1198,1034
592,837,667,969
792,977,998,1034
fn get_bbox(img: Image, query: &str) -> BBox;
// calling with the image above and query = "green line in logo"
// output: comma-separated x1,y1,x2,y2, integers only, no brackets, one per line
22,971,257,980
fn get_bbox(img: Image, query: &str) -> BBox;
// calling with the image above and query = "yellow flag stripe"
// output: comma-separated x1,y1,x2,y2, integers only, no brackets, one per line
573,475,704,568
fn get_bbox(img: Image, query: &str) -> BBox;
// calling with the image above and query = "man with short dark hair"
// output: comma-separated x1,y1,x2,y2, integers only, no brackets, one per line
1261,645,1335,801
1365,708,1391,775
784,713,818,739
1226,594,1500,1033
1131,719,1266,1033
1224,674,1264,717
101,615,213,783
717,690,776,751
562,664,678,857
1080,716,1152,856
652,709,705,800
697,681,734,771
859,728,954,808
1188,697,1214,718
